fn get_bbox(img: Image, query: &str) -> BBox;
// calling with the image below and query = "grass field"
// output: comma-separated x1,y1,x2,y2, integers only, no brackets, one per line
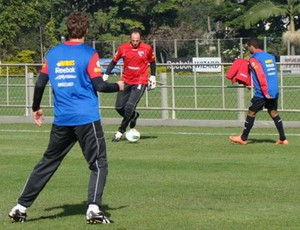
1,123,300,230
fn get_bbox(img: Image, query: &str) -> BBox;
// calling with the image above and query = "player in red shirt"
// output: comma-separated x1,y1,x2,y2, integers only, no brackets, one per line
103,28,156,142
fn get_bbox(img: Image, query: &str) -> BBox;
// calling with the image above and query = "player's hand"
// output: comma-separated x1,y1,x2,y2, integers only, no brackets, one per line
103,74,109,81
265,94,272,99
147,75,156,90
33,109,44,127
117,81,124,91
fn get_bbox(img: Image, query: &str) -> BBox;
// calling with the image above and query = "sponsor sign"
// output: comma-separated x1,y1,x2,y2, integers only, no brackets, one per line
280,55,300,73
166,57,222,73
166,58,193,72
192,57,221,72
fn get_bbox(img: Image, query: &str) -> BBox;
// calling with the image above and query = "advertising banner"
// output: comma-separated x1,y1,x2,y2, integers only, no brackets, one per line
166,57,222,73
192,57,221,72
280,56,300,73
166,58,193,72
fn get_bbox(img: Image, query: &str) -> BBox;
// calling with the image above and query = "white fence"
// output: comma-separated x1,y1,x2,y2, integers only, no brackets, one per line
1,62,300,127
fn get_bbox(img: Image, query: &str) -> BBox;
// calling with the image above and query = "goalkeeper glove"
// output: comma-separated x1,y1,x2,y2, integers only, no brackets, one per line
102,74,109,81
147,75,156,90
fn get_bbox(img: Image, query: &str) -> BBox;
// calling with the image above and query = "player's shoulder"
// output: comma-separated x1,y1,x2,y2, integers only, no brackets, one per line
119,42,131,49
50,43,95,54
249,57,259,67
45,44,64,58
233,58,248,64
81,43,96,52
47,43,63,52
139,42,152,49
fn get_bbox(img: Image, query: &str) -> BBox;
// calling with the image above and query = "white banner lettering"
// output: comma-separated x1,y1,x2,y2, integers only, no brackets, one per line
192,57,221,72
280,55,300,73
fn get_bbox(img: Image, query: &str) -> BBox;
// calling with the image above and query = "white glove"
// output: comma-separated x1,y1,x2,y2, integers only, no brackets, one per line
102,74,109,81
148,75,156,90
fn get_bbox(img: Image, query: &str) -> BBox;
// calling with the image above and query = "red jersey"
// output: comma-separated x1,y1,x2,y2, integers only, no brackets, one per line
113,42,155,84
226,58,251,87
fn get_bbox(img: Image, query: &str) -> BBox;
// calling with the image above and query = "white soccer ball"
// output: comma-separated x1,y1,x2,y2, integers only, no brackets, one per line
125,129,141,143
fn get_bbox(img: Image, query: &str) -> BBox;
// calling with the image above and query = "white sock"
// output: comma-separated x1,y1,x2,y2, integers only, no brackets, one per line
15,204,27,213
87,204,100,213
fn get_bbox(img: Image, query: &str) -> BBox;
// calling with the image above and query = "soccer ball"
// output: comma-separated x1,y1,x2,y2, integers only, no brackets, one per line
125,129,141,143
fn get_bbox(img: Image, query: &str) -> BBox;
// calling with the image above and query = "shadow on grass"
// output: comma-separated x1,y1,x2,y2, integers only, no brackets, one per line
247,138,276,144
140,135,157,140
27,201,128,222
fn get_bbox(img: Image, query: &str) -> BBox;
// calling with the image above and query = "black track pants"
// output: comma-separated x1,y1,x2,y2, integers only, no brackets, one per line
115,83,146,132
18,120,108,208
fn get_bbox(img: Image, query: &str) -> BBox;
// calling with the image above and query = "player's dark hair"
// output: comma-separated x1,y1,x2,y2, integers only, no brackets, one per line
67,12,89,39
130,28,142,36
247,37,262,49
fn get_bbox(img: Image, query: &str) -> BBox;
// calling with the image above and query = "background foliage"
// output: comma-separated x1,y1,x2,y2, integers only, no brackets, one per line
1,0,300,63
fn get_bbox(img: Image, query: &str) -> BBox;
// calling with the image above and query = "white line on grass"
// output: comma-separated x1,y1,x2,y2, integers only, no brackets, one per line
1,129,300,136
154,132,300,136
0,129,50,133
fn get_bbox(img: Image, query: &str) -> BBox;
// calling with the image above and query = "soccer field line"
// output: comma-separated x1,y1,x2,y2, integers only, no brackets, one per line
1,129,300,136
157,132,300,136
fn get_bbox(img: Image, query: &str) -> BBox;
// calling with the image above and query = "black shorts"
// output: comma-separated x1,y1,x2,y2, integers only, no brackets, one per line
249,96,278,112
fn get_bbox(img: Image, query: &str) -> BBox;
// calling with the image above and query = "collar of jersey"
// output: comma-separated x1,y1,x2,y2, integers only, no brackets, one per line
64,41,83,45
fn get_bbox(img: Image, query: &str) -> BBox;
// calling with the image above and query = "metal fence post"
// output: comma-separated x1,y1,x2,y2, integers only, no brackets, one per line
27,72,34,116
240,37,243,58
195,39,199,57
174,39,177,58
113,40,116,56
153,39,156,59
160,73,168,120
237,87,245,122
218,39,221,57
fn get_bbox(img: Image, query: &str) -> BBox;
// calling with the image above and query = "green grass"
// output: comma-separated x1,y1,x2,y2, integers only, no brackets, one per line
1,123,300,229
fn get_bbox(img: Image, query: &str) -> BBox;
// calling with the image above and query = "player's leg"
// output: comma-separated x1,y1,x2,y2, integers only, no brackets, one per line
240,110,256,141
266,99,288,144
112,84,131,141
113,84,146,142
241,97,265,140
230,97,263,144
76,120,111,224
119,84,146,132
129,110,140,129
114,84,131,117
9,125,77,222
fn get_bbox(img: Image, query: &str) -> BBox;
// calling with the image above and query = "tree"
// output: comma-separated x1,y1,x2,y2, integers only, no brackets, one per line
0,0,40,61
146,0,215,60
244,0,300,55
210,0,266,38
